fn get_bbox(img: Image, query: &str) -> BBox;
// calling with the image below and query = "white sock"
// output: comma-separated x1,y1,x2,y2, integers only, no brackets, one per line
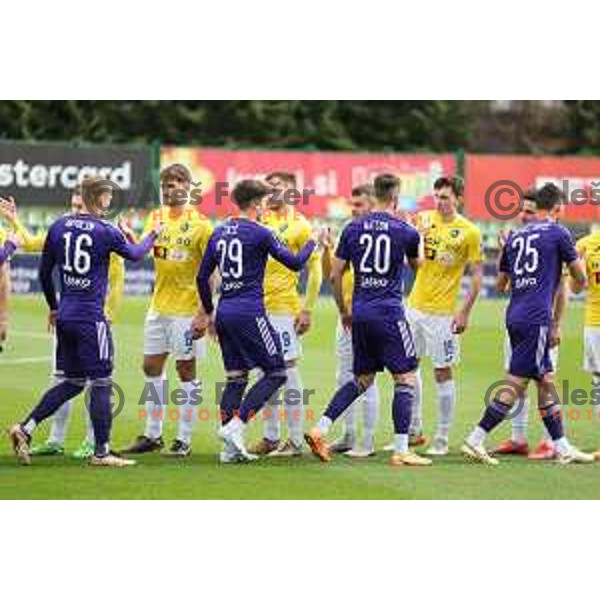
394,433,409,453
177,380,201,444
410,368,423,434
341,402,357,441
22,419,37,435
144,375,166,440
48,398,74,444
318,416,332,435
467,426,487,447
258,370,280,442
554,436,572,455
436,379,456,440
511,393,529,444
84,405,95,444
363,384,379,452
285,366,304,446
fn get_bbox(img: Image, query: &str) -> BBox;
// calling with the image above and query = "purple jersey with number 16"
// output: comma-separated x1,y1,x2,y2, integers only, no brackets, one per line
39,213,157,379
335,211,420,375
500,218,578,380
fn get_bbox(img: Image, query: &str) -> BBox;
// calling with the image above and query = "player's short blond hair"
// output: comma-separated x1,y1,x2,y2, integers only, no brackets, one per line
160,163,192,183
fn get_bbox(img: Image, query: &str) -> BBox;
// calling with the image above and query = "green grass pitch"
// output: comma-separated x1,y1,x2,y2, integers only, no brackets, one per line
1,296,599,499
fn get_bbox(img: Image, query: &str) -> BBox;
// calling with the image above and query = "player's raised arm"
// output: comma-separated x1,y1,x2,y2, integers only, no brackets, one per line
0,195,45,252
109,222,161,262
39,227,59,313
550,275,569,348
569,258,588,293
453,227,483,334
266,228,316,272
196,234,218,316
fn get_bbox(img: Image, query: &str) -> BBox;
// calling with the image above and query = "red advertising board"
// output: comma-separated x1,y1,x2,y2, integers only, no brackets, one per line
465,154,600,222
161,146,456,218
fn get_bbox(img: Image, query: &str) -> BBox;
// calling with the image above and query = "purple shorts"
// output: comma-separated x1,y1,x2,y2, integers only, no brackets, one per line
216,312,285,373
506,322,553,381
55,319,113,379
352,316,418,375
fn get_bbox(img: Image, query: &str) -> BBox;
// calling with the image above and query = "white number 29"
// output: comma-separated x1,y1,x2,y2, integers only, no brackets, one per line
216,238,243,279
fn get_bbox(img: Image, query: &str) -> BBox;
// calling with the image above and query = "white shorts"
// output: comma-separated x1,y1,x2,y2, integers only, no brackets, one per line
503,332,560,372
335,320,353,386
144,312,206,361
268,314,302,362
406,307,460,368
584,326,600,373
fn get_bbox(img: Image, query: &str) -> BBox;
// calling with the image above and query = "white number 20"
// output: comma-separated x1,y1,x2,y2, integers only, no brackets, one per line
359,233,391,274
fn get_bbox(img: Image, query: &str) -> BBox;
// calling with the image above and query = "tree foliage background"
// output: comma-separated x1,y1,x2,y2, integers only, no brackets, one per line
0,100,598,154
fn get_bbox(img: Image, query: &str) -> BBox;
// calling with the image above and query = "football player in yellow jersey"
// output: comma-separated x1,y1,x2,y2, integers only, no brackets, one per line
321,185,380,458
124,163,213,457
403,176,483,456
0,188,126,459
250,171,323,457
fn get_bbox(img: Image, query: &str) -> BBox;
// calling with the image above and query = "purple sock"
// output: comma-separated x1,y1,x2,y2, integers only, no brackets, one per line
479,398,512,433
24,380,84,428
324,381,362,423
393,383,414,434
541,403,565,440
239,372,287,423
89,383,112,456
220,378,248,425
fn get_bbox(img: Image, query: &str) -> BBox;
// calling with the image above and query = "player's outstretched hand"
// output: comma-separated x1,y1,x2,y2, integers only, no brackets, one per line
295,309,311,336
118,209,137,242
549,322,561,348
341,312,352,332
452,310,468,334
0,196,17,222
47,310,57,334
152,221,165,236
497,228,510,249
317,226,334,249
191,311,210,340
7,232,21,249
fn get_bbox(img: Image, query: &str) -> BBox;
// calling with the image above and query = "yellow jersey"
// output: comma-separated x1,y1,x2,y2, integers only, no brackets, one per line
408,210,482,315
263,209,321,316
341,267,354,313
0,226,5,245
12,217,125,322
577,232,600,326
142,208,213,317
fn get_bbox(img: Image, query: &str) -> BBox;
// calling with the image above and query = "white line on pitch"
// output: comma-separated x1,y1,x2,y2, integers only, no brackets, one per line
0,356,50,365
9,330,52,339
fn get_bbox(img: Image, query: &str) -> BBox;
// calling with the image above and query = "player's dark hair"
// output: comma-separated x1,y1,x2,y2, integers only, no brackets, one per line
160,163,192,183
434,176,464,198
373,174,400,202
232,179,269,210
523,187,537,202
352,184,375,198
266,171,297,187
535,183,564,211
